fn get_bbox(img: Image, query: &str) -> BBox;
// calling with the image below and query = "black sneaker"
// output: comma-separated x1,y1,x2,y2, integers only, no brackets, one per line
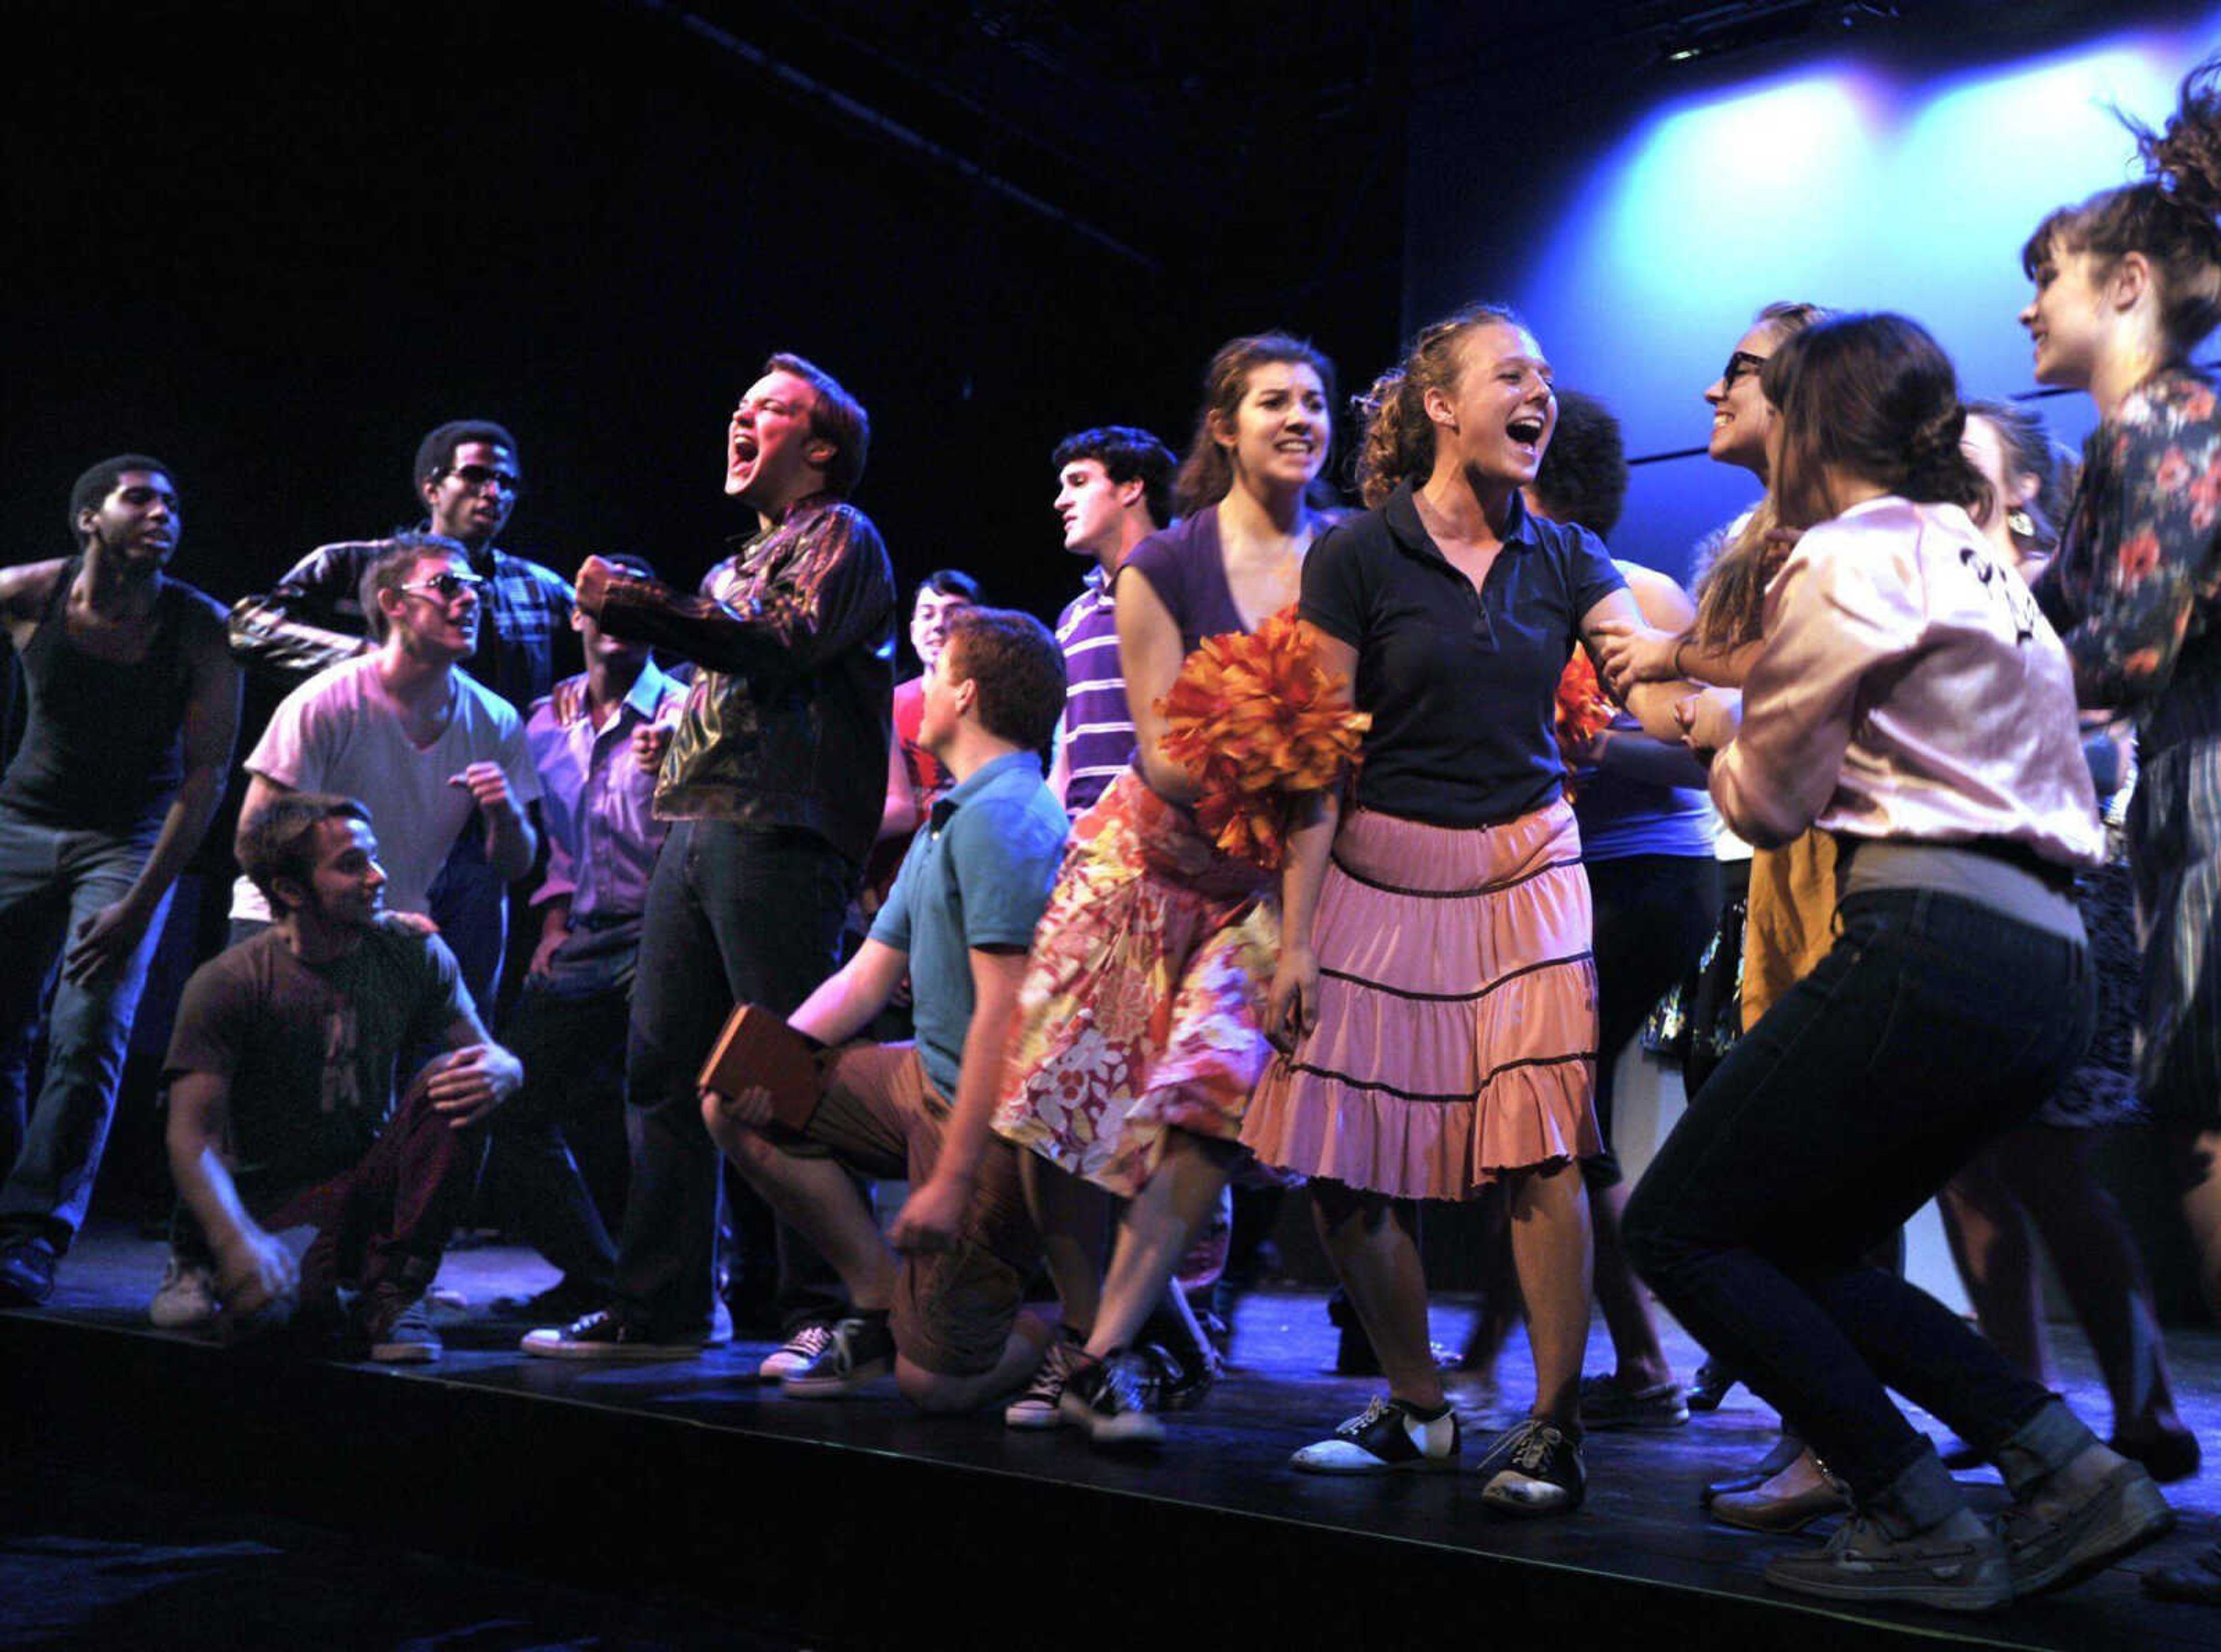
489,1275,607,1323
1005,1327,1089,1430
781,1314,895,1398
1291,1395,1461,1474
1477,1418,1586,1517
1059,1348,1164,1448
519,1308,712,1361
356,1289,441,1363
1138,1296,1222,1411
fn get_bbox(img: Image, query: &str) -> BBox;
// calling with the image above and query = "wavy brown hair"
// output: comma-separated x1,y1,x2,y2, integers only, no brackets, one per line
2021,52,2221,358
1171,333,1338,518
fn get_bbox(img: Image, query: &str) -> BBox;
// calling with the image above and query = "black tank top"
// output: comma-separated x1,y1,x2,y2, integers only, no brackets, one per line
0,558,202,832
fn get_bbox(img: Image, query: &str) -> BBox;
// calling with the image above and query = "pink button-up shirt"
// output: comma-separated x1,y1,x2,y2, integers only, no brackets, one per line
1712,496,2102,869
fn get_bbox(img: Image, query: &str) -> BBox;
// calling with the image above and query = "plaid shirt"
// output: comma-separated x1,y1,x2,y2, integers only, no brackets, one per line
229,532,575,715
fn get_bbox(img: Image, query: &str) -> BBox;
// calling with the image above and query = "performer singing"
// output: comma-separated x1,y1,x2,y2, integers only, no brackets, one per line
1238,307,1690,1513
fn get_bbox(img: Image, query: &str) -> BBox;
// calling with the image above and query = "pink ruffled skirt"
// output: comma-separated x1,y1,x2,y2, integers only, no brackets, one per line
1241,798,1601,1199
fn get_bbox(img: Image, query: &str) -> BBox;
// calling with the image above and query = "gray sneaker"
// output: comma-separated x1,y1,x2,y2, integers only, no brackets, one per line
357,1289,441,1364
1005,1331,1089,1430
1763,1510,2012,1613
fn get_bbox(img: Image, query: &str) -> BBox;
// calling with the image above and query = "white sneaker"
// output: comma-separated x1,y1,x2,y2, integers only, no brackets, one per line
759,1322,833,1380
149,1253,219,1330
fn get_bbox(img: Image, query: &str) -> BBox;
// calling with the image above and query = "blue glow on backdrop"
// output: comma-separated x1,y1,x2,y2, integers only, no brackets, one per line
1485,9,2221,576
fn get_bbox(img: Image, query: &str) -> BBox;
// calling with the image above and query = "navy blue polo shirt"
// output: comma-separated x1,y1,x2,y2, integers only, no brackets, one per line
1302,481,1626,828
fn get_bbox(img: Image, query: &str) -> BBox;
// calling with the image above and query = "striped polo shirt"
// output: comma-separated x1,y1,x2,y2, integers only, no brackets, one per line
1053,566,1135,817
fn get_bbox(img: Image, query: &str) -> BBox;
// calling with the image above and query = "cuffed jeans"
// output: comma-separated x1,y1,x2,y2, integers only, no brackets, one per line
0,806,172,1254
617,820,851,1334
1624,886,2094,1505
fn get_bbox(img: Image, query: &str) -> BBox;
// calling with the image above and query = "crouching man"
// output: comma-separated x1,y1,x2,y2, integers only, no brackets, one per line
702,608,1067,1411
164,794,522,1362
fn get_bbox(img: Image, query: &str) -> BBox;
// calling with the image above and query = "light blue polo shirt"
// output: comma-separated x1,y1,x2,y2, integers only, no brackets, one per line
869,749,1068,1098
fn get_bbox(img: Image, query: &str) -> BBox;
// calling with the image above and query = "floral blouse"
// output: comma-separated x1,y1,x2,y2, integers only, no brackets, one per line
2035,367,2221,744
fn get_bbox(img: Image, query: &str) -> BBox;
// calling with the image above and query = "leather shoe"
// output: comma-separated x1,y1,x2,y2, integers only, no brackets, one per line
2109,1425,2202,1486
1711,1445,1850,1533
1687,1356,1740,1412
1702,1430,1806,1507
0,1238,57,1307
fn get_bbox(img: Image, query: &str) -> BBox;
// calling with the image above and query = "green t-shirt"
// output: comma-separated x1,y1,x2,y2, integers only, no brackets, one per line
163,925,468,1213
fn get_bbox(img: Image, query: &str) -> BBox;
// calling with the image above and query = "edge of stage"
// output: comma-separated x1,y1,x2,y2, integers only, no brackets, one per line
4,1228,2216,1651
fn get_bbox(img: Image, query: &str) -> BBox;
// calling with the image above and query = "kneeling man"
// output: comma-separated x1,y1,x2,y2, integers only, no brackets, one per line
165,794,522,1361
702,607,1067,1411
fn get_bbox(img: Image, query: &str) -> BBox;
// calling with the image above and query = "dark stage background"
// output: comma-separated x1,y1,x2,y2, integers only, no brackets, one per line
2,0,1406,629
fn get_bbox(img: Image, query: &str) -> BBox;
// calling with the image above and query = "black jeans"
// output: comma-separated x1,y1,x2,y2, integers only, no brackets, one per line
488,919,640,1293
1584,853,1720,1189
1623,886,2094,1503
617,820,852,1334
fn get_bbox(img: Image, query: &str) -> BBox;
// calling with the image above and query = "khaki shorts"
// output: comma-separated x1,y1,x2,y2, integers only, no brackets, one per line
779,1041,1038,1377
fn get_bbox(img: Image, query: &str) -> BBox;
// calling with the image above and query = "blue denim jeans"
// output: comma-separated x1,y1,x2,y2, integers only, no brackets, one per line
1623,886,2095,1504
617,820,852,1333
0,805,172,1253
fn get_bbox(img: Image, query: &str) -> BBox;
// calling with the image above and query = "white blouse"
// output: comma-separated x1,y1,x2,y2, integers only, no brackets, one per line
1711,495,2102,869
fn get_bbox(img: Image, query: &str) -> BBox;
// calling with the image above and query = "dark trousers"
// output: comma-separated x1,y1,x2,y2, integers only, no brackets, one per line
1623,887,2094,1503
618,820,851,1333
486,920,637,1292
251,1068,489,1303
1584,853,1720,1188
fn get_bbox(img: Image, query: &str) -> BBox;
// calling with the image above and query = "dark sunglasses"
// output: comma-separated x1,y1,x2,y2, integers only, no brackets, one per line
445,463,523,495
401,570,487,602
1720,350,1767,391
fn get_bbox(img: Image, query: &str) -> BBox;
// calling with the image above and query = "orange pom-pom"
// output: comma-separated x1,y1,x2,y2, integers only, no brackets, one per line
1554,651,1615,798
1155,606,1371,868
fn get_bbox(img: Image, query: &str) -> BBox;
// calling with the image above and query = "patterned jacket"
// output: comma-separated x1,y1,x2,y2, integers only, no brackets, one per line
595,493,894,868
2035,367,2221,753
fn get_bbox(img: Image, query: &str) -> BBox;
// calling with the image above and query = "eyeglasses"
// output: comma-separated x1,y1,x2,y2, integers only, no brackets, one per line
444,463,523,495
400,570,486,602
1719,351,1767,391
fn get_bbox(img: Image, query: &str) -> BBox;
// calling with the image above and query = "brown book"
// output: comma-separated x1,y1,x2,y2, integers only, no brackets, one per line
696,1004,824,1131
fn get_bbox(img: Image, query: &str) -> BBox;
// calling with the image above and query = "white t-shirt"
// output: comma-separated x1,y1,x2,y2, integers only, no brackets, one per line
233,655,541,922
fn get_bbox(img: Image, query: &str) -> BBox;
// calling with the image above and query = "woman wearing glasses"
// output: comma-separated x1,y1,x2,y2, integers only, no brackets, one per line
1622,311,2168,1612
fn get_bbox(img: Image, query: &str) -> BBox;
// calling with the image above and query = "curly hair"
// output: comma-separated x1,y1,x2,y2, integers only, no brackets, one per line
1350,304,1522,510
1529,388,1627,540
1171,333,1338,518
2021,51,2221,357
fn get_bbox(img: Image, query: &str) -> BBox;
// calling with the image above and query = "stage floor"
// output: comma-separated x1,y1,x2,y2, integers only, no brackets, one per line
6,1225,2218,1650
